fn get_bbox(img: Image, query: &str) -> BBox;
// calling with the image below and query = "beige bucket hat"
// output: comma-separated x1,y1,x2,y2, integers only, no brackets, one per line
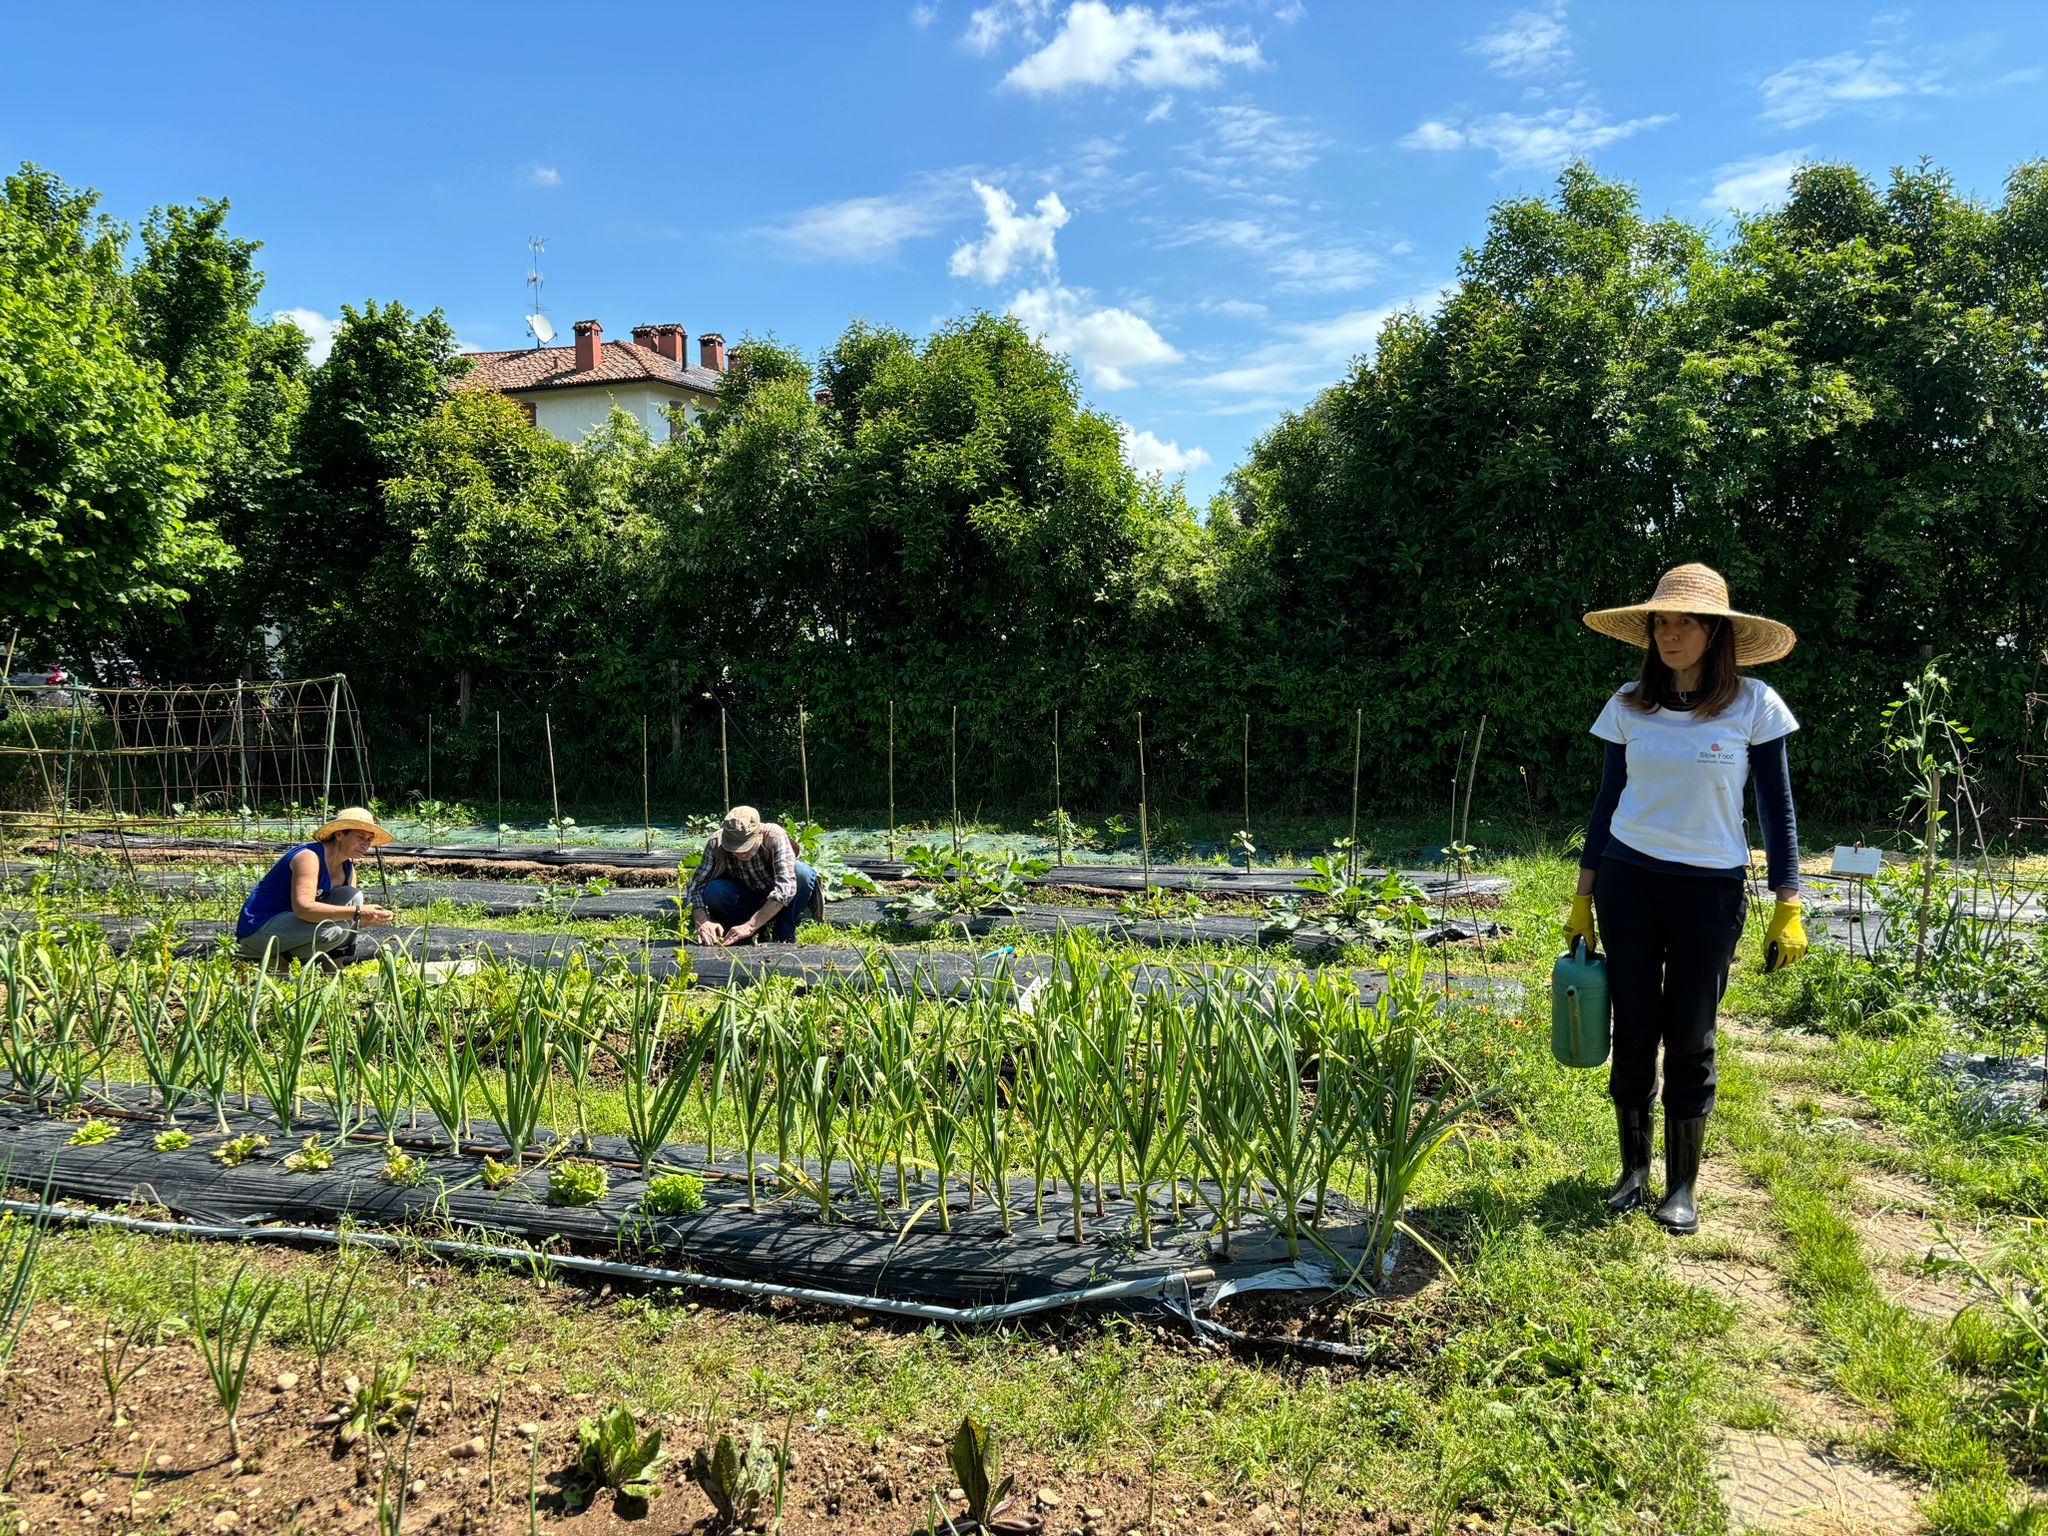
1582,562,1796,666
719,805,765,853
313,807,394,847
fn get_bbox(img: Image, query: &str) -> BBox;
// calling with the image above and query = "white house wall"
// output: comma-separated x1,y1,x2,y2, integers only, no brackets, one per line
523,385,706,444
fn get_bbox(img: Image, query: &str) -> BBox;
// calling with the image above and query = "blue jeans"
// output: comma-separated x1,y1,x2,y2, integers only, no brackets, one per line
698,862,818,943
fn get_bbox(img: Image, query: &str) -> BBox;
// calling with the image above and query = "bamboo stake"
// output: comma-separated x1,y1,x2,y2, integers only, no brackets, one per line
642,716,651,852
799,704,811,824
950,705,961,861
426,711,433,803
1138,711,1151,893
1053,709,1065,869
1242,712,1251,855
494,710,502,848
887,700,896,861
720,707,730,810
1458,712,1488,882
545,713,562,846
1348,707,1363,884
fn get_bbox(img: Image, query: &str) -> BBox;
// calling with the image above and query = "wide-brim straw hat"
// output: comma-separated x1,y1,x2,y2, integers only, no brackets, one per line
1582,563,1796,666
313,807,394,847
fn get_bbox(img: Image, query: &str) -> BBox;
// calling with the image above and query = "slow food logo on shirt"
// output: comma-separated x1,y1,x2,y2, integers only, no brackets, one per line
1697,740,1740,764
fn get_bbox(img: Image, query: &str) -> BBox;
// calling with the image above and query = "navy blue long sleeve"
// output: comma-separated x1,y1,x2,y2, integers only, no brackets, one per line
1580,741,1627,870
1749,733,1799,892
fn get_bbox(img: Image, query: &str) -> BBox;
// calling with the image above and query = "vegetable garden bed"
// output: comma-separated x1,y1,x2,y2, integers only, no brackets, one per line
36,833,1513,900
1,861,1506,956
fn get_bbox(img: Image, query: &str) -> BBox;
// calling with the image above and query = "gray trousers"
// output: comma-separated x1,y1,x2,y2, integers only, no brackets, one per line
235,886,362,964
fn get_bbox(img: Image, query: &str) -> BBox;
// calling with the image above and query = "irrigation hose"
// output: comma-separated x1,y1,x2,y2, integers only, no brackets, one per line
0,1196,1214,1327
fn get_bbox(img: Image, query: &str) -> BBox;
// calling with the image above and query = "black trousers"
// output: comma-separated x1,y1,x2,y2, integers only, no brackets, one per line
1594,858,1748,1118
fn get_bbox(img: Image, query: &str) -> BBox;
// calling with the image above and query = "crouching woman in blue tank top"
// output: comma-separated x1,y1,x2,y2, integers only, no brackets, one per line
1563,565,1810,1236
234,807,397,966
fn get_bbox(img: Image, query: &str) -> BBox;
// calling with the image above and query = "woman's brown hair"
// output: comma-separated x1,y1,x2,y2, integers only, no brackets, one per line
1623,613,1742,718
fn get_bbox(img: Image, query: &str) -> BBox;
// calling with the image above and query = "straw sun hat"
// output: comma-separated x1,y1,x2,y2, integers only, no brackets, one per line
1582,563,1796,666
313,807,394,847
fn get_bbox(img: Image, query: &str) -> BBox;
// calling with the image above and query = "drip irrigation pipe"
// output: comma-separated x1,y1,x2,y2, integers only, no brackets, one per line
0,1197,1213,1327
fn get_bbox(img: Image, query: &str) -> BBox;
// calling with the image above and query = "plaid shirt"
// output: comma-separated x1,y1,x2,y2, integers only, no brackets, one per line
683,822,798,909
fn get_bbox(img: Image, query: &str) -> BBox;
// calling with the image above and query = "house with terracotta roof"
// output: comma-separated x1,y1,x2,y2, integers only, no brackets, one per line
455,320,727,443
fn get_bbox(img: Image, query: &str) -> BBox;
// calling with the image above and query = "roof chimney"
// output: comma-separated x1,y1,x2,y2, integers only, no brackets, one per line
630,325,659,352
573,319,602,372
655,323,687,363
698,331,726,372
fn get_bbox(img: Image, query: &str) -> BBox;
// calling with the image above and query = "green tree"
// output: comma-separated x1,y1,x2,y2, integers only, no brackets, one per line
0,165,223,646
123,198,309,679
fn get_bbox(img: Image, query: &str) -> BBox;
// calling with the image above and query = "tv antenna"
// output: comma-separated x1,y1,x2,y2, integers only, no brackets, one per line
523,236,554,346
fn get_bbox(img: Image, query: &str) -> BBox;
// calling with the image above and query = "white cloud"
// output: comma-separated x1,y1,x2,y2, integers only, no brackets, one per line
766,189,950,262
949,180,1070,282
1399,104,1673,169
1009,283,1180,389
1144,94,1175,122
274,307,339,366
523,164,561,188
1201,297,1270,320
1700,149,1813,213
1119,423,1210,477
1165,218,1380,294
964,0,1052,53
1468,4,1572,76
1757,48,1944,127
1199,103,1324,172
910,3,939,26
1003,2,1261,93
1194,287,1449,401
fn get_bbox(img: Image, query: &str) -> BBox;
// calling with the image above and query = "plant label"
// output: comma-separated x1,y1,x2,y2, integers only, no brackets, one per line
1829,845,1882,879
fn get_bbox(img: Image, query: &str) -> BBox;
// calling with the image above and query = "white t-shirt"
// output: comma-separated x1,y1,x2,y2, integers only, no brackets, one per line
1590,677,1799,871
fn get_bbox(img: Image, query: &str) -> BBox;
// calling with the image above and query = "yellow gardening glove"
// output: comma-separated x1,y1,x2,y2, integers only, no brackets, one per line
1563,894,1597,955
1763,901,1808,973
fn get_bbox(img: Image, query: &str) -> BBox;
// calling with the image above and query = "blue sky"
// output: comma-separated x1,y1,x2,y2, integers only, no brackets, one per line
4,2,2043,505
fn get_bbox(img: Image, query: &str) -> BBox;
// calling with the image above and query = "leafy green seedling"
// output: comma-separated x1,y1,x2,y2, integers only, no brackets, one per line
480,1155,522,1190
379,1148,425,1187
569,1403,669,1510
548,1159,609,1207
282,1135,336,1173
950,1413,1016,1529
211,1133,268,1167
643,1172,705,1217
67,1120,117,1147
336,1360,419,1448
152,1129,192,1152
690,1426,781,1530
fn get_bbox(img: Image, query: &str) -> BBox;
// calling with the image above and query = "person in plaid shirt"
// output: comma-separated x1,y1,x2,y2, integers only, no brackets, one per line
684,805,820,945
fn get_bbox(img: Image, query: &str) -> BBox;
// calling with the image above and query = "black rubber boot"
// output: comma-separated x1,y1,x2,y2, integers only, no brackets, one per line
1604,1105,1654,1215
1653,1113,1709,1235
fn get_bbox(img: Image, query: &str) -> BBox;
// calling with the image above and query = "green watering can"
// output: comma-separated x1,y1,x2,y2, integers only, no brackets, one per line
1550,938,1611,1070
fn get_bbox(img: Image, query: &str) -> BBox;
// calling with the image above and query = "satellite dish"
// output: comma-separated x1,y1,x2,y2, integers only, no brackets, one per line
524,313,556,345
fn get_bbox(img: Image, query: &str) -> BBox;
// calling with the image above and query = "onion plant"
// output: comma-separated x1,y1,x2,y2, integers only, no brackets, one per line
717,992,783,1207
1187,989,1262,1261
612,977,711,1180
477,971,553,1163
238,966,332,1136
132,972,200,1122
1098,992,1194,1248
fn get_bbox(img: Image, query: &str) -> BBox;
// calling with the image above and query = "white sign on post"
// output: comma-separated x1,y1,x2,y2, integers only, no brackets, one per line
1830,844,1883,879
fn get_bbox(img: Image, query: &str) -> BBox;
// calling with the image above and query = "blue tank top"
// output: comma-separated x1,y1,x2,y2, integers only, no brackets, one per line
236,843,352,939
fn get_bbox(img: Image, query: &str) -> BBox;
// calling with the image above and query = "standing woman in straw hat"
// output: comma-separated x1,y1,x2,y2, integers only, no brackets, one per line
1564,564,1809,1235
234,807,397,966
